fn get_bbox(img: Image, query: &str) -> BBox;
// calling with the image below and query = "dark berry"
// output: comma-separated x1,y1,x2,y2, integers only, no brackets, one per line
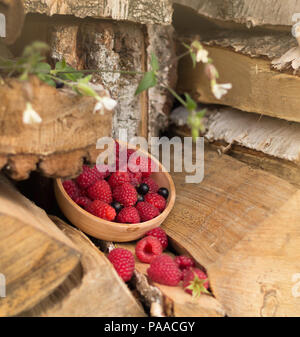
55,81,64,89
137,183,149,195
111,201,123,213
158,187,169,200
137,194,144,203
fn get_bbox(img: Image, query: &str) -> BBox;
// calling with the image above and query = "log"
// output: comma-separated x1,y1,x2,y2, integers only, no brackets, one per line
173,0,300,28
20,217,146,317
177,42,300,123
24,0,173,25
13,13,177,141
0,76,112,179
208,190,300,317
170,106,300,188
0,0,24,45
0,175,81,316
119,242,225,317
162,146,300,316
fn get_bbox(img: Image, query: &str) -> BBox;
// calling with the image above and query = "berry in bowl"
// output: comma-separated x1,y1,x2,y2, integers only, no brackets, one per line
54,146,175,241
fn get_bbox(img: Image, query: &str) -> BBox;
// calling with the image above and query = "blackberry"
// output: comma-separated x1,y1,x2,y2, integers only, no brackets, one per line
158,187,169,200
137,183,149,195
111,201,123,213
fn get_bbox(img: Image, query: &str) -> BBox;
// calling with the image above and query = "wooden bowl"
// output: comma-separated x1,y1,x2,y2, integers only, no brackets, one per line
54,152,176,242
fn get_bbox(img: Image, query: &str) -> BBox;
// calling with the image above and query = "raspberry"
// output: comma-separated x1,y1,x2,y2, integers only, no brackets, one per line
86,200,116,221
113,182,137,207
127,152,157,178
128,171,142,187
136,236,163,263
136,202,159,222
87,180,112,203
144,193,166,212
146,228,168,250
108,248,135,282
147,255,182,286
183,268,210,297
76,165,104,189
63,180,80,200
74,196,92,209
117,206,140,224
108,171,130,189
142,177,159,193
174,256,195,272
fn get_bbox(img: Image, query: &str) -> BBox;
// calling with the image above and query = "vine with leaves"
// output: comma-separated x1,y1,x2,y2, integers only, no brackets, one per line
0,40,231,139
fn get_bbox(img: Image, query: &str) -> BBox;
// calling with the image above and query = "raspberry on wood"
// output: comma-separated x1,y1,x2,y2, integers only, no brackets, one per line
135,236,163,263
183,268,210,297
108,248,135,282
147,255,182,286
146,227,168,250
174,256,195,272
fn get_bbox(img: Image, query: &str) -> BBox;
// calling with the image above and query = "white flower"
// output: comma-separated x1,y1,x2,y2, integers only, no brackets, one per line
211,82,232,100
196,48,209,63
93,96,117,114
23,103,42,124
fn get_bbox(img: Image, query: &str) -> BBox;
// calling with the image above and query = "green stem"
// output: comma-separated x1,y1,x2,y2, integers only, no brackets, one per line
162,85,187,108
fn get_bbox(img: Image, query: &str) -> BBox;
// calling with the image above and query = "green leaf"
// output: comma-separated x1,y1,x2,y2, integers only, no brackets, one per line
135,71,157,95
75,81,98,98
54,59,84,81
37,73,56,87
150,53,159,73
184,93,197,111
34,62,51,74
196,109,206,118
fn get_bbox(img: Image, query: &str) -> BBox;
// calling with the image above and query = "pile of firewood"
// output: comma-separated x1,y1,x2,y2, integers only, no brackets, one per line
0,0,300,317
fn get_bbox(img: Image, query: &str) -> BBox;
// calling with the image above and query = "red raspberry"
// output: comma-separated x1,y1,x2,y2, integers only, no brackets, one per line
108,248,135,282
86,200,116,221
76,165,104,189
174,256,195,272
144,193,166,212
136,202,159,222
147,255,182,286
128,154,156,178
87,180,112,203
183,268,210,297
116,206,140,224
146,227,168,250
128,171,142,187
142,177,159,193
74,196,92,209
63,180,80,200
113,182,137,207
135,236,163,263
108,171,130,189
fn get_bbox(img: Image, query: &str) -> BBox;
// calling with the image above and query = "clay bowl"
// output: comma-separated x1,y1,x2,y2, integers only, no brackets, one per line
54,151,176,242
